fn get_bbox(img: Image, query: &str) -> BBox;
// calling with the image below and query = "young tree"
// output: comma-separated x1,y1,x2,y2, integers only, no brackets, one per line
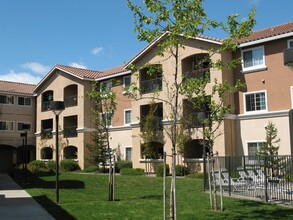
86,80,117,201
257,121,280,175
127,0,255,217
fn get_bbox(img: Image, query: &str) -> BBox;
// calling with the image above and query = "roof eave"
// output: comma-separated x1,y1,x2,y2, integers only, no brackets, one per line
95,70,131,81
239,32,293,48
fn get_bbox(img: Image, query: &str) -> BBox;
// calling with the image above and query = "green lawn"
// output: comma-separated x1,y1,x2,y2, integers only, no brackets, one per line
14,173,293,220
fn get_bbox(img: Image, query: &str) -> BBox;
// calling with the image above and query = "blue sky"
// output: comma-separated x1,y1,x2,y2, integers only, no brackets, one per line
0,0,291,84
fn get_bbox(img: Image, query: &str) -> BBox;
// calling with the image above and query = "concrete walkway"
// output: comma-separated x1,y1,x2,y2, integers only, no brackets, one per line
0,173,55,220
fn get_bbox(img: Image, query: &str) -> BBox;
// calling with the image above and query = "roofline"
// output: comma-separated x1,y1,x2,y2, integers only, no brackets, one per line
125,33,222,68
239,32,293,48
33,65,95,92
0,91,36,97
95,70,131,81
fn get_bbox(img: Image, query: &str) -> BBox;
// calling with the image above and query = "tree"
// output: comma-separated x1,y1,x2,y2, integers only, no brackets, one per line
86,80,117,201
127,0,255,217
257,121,280,176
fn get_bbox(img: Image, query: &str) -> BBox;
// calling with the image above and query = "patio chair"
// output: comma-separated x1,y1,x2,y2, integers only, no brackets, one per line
213,170,248,191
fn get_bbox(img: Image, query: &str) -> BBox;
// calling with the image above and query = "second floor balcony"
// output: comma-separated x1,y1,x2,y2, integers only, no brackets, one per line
64,126,78,138
64,95,77,107
140,77,162,94
41,128,53,139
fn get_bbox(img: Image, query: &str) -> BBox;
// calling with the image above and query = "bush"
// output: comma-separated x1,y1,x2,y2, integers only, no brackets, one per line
120,168,144,176
60,159,80,172
156,163,170,177
186,173,204,179
115,160,132,173
27,160,46,174
175,165,189,176
46,160,56,173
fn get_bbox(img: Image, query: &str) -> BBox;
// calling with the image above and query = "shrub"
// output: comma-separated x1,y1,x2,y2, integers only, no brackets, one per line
175,165,189,176
60,159,80,172
27,160,46,174
120,168,144,176
156,163,170,177
46,160,56,173
186,173,204,179
115,160,132,173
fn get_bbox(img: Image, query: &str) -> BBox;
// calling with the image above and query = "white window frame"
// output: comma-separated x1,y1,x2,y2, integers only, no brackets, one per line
100,80,112,93
288,39,293,48
18,96,32,106
247,141,265,161
0,120,14,131
124,109,132,126
241,46,266,73
122,75,132,95
243,90,268,114
0,95,15,105
124,146,132,161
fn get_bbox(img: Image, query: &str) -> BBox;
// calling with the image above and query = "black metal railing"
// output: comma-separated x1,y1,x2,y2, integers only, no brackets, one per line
64,95,77,107
140,78,162,94
42,101,51,112
63,126,77,138
41,128,53,139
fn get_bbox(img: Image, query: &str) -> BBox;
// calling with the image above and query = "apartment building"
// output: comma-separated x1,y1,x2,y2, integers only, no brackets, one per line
233,22,293,158
1,22,292,171
33,65,131,169
0,81,36,172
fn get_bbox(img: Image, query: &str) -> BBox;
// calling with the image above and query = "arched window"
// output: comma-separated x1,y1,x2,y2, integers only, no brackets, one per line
64,84,78,107
42,90,54,111
41,147,53,160
63,146,78,159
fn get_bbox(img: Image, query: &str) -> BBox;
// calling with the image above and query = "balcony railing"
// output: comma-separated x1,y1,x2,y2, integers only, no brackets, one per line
42,101,51,112
140,116,163,131
183,68,210,81
41,128,53,139
64,95,77,107
64,126,77,138
140,78,162,94
186,112,206,128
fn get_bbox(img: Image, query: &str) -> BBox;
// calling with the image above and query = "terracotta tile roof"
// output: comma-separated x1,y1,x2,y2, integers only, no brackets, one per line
55,64,102,79
97,65,129,79
0,80,36,95
237,21,293,44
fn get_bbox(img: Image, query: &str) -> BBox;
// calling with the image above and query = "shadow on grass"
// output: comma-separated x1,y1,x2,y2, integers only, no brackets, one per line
33,195,77,220
226,199,293,219
14,173,85,190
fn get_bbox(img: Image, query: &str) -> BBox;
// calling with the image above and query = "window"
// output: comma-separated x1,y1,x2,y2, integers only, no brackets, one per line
100,80,112,93
123,76,132,94
0,121,13,131
248,142,264,159
288,39,293,48
17,122,31,131
124,109,132,125
125,147,132,161
244,91,267,113
0,95,14,105
18,97,31,106
242,46,265,72
100,112,112,127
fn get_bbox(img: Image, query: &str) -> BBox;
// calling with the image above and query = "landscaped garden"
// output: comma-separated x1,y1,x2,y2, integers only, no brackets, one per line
13,169,293,219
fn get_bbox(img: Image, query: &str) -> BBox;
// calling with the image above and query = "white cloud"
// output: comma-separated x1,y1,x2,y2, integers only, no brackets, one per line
91,47,104,55
21,62,50,75
0,70,42,84
69,62,87,69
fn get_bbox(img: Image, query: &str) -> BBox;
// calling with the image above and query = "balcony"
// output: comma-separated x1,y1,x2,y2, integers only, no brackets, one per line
64,115,78,138
42,101,51,111
186,112,206,128
182,54,210,82
64,85,78,107
64,95,77,107
183,68,210,81
140,77,162,94
41,128,53,139
42,90,53,112
64,126,77,138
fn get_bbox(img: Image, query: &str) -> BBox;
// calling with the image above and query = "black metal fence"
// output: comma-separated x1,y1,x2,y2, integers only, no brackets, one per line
203,155,293,204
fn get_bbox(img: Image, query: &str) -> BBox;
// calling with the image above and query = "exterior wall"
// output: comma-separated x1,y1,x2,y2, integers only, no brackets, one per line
130,38,236,169
234,37,293,156
35,70,93,169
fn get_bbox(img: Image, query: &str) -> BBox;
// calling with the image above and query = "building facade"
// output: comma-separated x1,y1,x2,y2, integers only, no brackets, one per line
1,22,292,171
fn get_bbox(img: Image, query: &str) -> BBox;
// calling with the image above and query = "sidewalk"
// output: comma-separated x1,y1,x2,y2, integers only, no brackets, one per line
0,173,55,220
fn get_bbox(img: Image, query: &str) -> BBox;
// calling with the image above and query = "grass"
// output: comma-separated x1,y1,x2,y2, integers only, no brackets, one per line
13,172,293,220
